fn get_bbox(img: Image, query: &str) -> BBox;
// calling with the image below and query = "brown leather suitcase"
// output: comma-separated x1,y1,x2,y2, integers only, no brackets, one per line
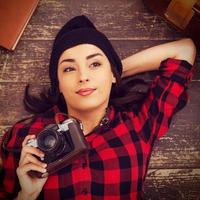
0,0,39,50
143,0,200,48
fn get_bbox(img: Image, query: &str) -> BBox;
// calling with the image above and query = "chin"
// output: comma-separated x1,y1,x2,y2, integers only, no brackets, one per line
71,99,108,112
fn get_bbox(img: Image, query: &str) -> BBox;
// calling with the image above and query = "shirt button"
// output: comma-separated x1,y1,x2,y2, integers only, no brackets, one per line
82,188,88,195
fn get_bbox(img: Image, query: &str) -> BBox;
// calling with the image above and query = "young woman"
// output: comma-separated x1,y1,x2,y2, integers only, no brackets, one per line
0,15,196,200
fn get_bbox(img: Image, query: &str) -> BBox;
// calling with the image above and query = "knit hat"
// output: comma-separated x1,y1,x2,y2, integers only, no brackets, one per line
49,15,122,94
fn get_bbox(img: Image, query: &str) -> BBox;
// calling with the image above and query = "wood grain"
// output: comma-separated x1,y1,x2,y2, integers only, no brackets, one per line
144,169,200,199
0,0,199,198
6,0,180,40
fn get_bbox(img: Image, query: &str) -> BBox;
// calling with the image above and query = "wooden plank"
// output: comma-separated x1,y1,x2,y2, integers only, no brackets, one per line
0,40,200,82
149,122,200,169
0,82,45,124
0,40,51,82
6,0,180,41
144,168,200,199
0,0,199,198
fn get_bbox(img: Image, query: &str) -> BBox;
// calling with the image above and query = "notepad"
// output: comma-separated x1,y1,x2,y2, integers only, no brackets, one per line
0,0,39,50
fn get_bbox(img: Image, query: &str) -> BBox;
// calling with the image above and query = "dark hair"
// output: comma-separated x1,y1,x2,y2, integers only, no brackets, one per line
23,63,148,114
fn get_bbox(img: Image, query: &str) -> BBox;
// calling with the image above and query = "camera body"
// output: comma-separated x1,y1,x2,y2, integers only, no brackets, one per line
27,118,88,178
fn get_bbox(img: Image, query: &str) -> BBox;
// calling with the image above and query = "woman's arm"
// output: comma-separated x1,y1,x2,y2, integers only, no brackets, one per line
121,38,196,78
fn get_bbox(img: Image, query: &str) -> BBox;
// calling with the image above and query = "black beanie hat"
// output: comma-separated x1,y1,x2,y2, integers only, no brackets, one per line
49,15,122,94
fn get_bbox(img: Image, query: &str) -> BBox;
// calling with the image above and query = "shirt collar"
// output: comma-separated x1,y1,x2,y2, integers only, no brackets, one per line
52,104,115,129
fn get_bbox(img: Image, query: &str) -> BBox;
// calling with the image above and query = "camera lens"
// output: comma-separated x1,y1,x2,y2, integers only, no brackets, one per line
36,124,74,163
44,134,56,149
37,130,60,152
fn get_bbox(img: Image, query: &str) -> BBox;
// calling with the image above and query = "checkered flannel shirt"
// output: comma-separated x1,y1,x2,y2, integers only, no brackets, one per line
0,58,194,200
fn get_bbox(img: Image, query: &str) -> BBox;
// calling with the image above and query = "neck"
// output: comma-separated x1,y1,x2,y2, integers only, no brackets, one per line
68,106,107,135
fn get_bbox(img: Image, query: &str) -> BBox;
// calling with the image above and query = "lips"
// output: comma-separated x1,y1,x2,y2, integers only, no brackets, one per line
76,88,96,96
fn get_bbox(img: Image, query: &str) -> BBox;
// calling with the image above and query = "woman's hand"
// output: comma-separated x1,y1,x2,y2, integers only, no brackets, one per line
16,135,48,200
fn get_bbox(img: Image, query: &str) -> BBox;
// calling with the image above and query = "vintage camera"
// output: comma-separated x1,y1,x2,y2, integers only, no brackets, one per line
27,118,88,178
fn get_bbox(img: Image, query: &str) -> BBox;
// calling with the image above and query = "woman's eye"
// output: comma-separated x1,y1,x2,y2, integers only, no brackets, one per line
63,67,75,72
90,62,101,68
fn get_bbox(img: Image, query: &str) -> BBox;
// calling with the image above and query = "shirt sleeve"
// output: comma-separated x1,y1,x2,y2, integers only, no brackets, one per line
0,113,49,199
135,58,194,142
0,122,27,200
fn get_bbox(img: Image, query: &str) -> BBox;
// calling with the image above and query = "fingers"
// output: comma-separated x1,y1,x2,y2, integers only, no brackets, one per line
22,134,35,147
20,145,44,162
19,153,46,168
20,135,44,162
17,162,47,176
18,134,47,176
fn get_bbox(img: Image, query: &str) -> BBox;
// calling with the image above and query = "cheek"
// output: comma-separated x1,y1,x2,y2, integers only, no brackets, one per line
58,76,74,94
97,74,113,93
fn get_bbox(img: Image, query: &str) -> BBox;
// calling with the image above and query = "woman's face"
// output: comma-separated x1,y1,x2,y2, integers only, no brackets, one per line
57,44,116,113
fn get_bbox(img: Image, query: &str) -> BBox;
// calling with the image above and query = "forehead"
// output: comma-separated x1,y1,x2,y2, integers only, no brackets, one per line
59,44,106,59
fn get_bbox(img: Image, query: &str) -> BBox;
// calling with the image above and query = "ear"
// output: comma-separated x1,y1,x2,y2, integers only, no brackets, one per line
112,74,116,83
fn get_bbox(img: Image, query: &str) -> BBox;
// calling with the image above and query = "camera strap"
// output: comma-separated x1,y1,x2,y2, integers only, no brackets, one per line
55,112,69,124
55,112,83,127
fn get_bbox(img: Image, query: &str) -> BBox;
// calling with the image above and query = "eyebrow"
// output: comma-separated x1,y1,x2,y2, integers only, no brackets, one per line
59,53,103,64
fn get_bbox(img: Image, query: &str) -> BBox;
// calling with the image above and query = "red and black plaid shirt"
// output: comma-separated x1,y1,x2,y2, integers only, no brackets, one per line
0,58,194,200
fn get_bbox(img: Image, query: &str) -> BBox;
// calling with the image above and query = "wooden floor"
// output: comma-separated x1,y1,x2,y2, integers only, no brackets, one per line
0,0,200,199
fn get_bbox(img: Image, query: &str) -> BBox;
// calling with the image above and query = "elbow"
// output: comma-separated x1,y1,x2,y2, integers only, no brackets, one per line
184,38,196,62
176,38,197,65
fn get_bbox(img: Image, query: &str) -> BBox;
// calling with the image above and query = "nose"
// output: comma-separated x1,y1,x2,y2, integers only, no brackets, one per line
78,69,90,83
79,78,89,83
